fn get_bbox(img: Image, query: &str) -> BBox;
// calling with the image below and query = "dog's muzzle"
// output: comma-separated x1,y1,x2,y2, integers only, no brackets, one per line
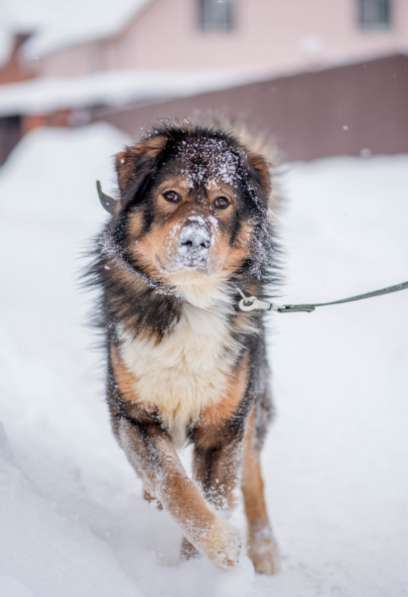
177,218,212,269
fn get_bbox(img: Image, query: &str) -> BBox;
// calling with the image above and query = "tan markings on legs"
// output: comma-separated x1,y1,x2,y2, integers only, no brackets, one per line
193,439,242,512
118,418,241,569
143,488,162,510
112,341,246,567
180,436,244,562
242,410,280,575
179,355,249,561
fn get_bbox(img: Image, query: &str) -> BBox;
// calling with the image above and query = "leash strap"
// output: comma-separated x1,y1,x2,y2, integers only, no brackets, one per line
238,280,408,314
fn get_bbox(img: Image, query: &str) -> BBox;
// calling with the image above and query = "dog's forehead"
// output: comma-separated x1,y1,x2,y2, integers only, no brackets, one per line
167,136,246,189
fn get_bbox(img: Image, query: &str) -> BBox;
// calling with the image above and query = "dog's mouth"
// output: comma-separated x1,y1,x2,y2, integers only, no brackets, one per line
169,249,210,272
156,251,210,275
155,251,229,310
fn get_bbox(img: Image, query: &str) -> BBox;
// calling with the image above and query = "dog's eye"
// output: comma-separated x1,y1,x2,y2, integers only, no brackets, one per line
213,196,231,210
162,190,182,204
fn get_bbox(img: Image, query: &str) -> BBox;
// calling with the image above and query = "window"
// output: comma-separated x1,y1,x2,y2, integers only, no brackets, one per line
358,0,392,30
198,0,235,32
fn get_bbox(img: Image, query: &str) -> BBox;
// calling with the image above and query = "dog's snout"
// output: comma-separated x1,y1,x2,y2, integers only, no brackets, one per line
176,219,212,269
179,221,211,252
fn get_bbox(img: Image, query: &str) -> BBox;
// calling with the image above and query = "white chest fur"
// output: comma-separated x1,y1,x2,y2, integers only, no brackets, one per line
118,304,239,444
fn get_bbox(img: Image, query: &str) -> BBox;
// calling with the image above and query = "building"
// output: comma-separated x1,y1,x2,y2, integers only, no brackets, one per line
28,0,408,78
0,32,33,84
98,53,408,161
0,0,407,163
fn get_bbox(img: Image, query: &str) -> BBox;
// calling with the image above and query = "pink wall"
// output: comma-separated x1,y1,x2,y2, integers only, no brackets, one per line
37,0,408,77
37,39,111,78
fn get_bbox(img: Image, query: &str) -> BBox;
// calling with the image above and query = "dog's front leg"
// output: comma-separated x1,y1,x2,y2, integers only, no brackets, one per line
118,417,241,568
193,438,243,511
181,436,243,561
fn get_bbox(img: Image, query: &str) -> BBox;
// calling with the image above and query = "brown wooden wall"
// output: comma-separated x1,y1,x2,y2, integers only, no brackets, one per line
96,54,408,162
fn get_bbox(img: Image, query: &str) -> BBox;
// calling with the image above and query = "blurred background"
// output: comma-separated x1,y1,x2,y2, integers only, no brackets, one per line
0,3,407,597
1,0,408,163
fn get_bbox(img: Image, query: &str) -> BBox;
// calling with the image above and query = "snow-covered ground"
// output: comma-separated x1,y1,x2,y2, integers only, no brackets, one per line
0,124,407,597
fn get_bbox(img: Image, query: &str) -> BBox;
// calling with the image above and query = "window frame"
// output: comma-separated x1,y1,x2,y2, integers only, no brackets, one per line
197,0,236,33
357,0,393,31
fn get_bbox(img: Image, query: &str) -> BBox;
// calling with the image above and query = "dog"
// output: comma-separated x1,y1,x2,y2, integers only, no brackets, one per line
86,121,281,574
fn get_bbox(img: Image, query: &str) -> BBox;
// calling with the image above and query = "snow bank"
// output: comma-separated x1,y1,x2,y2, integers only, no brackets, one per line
0,125,407,596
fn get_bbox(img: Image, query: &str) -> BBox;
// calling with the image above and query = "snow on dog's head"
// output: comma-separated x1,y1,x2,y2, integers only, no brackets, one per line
103,122,278,306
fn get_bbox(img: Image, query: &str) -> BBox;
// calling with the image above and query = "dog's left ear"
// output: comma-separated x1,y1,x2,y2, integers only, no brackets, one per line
247,152,272,199
115,135,167,200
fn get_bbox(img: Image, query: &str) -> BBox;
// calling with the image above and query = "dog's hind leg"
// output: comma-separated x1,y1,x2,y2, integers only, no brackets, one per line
117,417,241,569
242,409,280,575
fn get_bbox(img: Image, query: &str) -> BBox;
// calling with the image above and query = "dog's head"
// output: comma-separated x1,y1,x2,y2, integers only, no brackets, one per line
105,125,275,307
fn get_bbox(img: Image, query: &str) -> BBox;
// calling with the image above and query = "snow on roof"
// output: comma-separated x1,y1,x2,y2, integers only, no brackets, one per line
0,30,12,66
0,2,18,66
1,0,151,61
0,68,262,117
1,50,406,119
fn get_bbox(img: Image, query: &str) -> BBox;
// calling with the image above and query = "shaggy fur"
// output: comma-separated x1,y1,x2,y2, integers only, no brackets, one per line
85,121,281,573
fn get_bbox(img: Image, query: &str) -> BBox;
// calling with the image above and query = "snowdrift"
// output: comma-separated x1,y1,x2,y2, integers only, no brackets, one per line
0,125,407,597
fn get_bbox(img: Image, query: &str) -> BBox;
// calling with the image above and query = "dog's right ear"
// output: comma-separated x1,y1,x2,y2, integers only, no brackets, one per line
115,135,167,203
247,152,272,200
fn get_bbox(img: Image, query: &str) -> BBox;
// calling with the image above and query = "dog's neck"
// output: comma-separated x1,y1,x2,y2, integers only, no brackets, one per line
102,258,235,341
96,229,262,342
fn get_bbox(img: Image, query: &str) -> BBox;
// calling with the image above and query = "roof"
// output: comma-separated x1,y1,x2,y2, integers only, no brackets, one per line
1,51,406,119
0,68,264,117
0,0,152,61
0,30,12,66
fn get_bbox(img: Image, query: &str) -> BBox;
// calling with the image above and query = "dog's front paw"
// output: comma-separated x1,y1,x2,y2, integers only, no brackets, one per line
180,536,199,561
248,529,280,575
143,488,162,510
200,519,242,569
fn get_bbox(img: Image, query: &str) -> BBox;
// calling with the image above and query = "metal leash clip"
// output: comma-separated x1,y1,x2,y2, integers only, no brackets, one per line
237,288,274,312
237,280,408,315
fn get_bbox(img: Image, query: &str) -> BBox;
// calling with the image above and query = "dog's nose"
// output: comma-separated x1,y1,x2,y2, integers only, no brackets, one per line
177,220,212,268
179,221,211,252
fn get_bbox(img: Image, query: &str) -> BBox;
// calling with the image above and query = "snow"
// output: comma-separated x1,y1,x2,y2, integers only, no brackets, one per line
0,30,12,67
0,124,407,596
0,69,263,117
176,136,244,188
1,0,151,60
0,2,16,66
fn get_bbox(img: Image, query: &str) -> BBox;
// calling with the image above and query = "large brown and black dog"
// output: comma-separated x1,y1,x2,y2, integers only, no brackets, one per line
86,122,281,574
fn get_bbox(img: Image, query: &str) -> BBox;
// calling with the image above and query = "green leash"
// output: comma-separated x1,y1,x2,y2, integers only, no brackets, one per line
238,280,408,314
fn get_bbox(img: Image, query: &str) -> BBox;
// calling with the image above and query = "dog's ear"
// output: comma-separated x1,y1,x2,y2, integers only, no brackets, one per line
247,152,272,199
115,135,167,201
